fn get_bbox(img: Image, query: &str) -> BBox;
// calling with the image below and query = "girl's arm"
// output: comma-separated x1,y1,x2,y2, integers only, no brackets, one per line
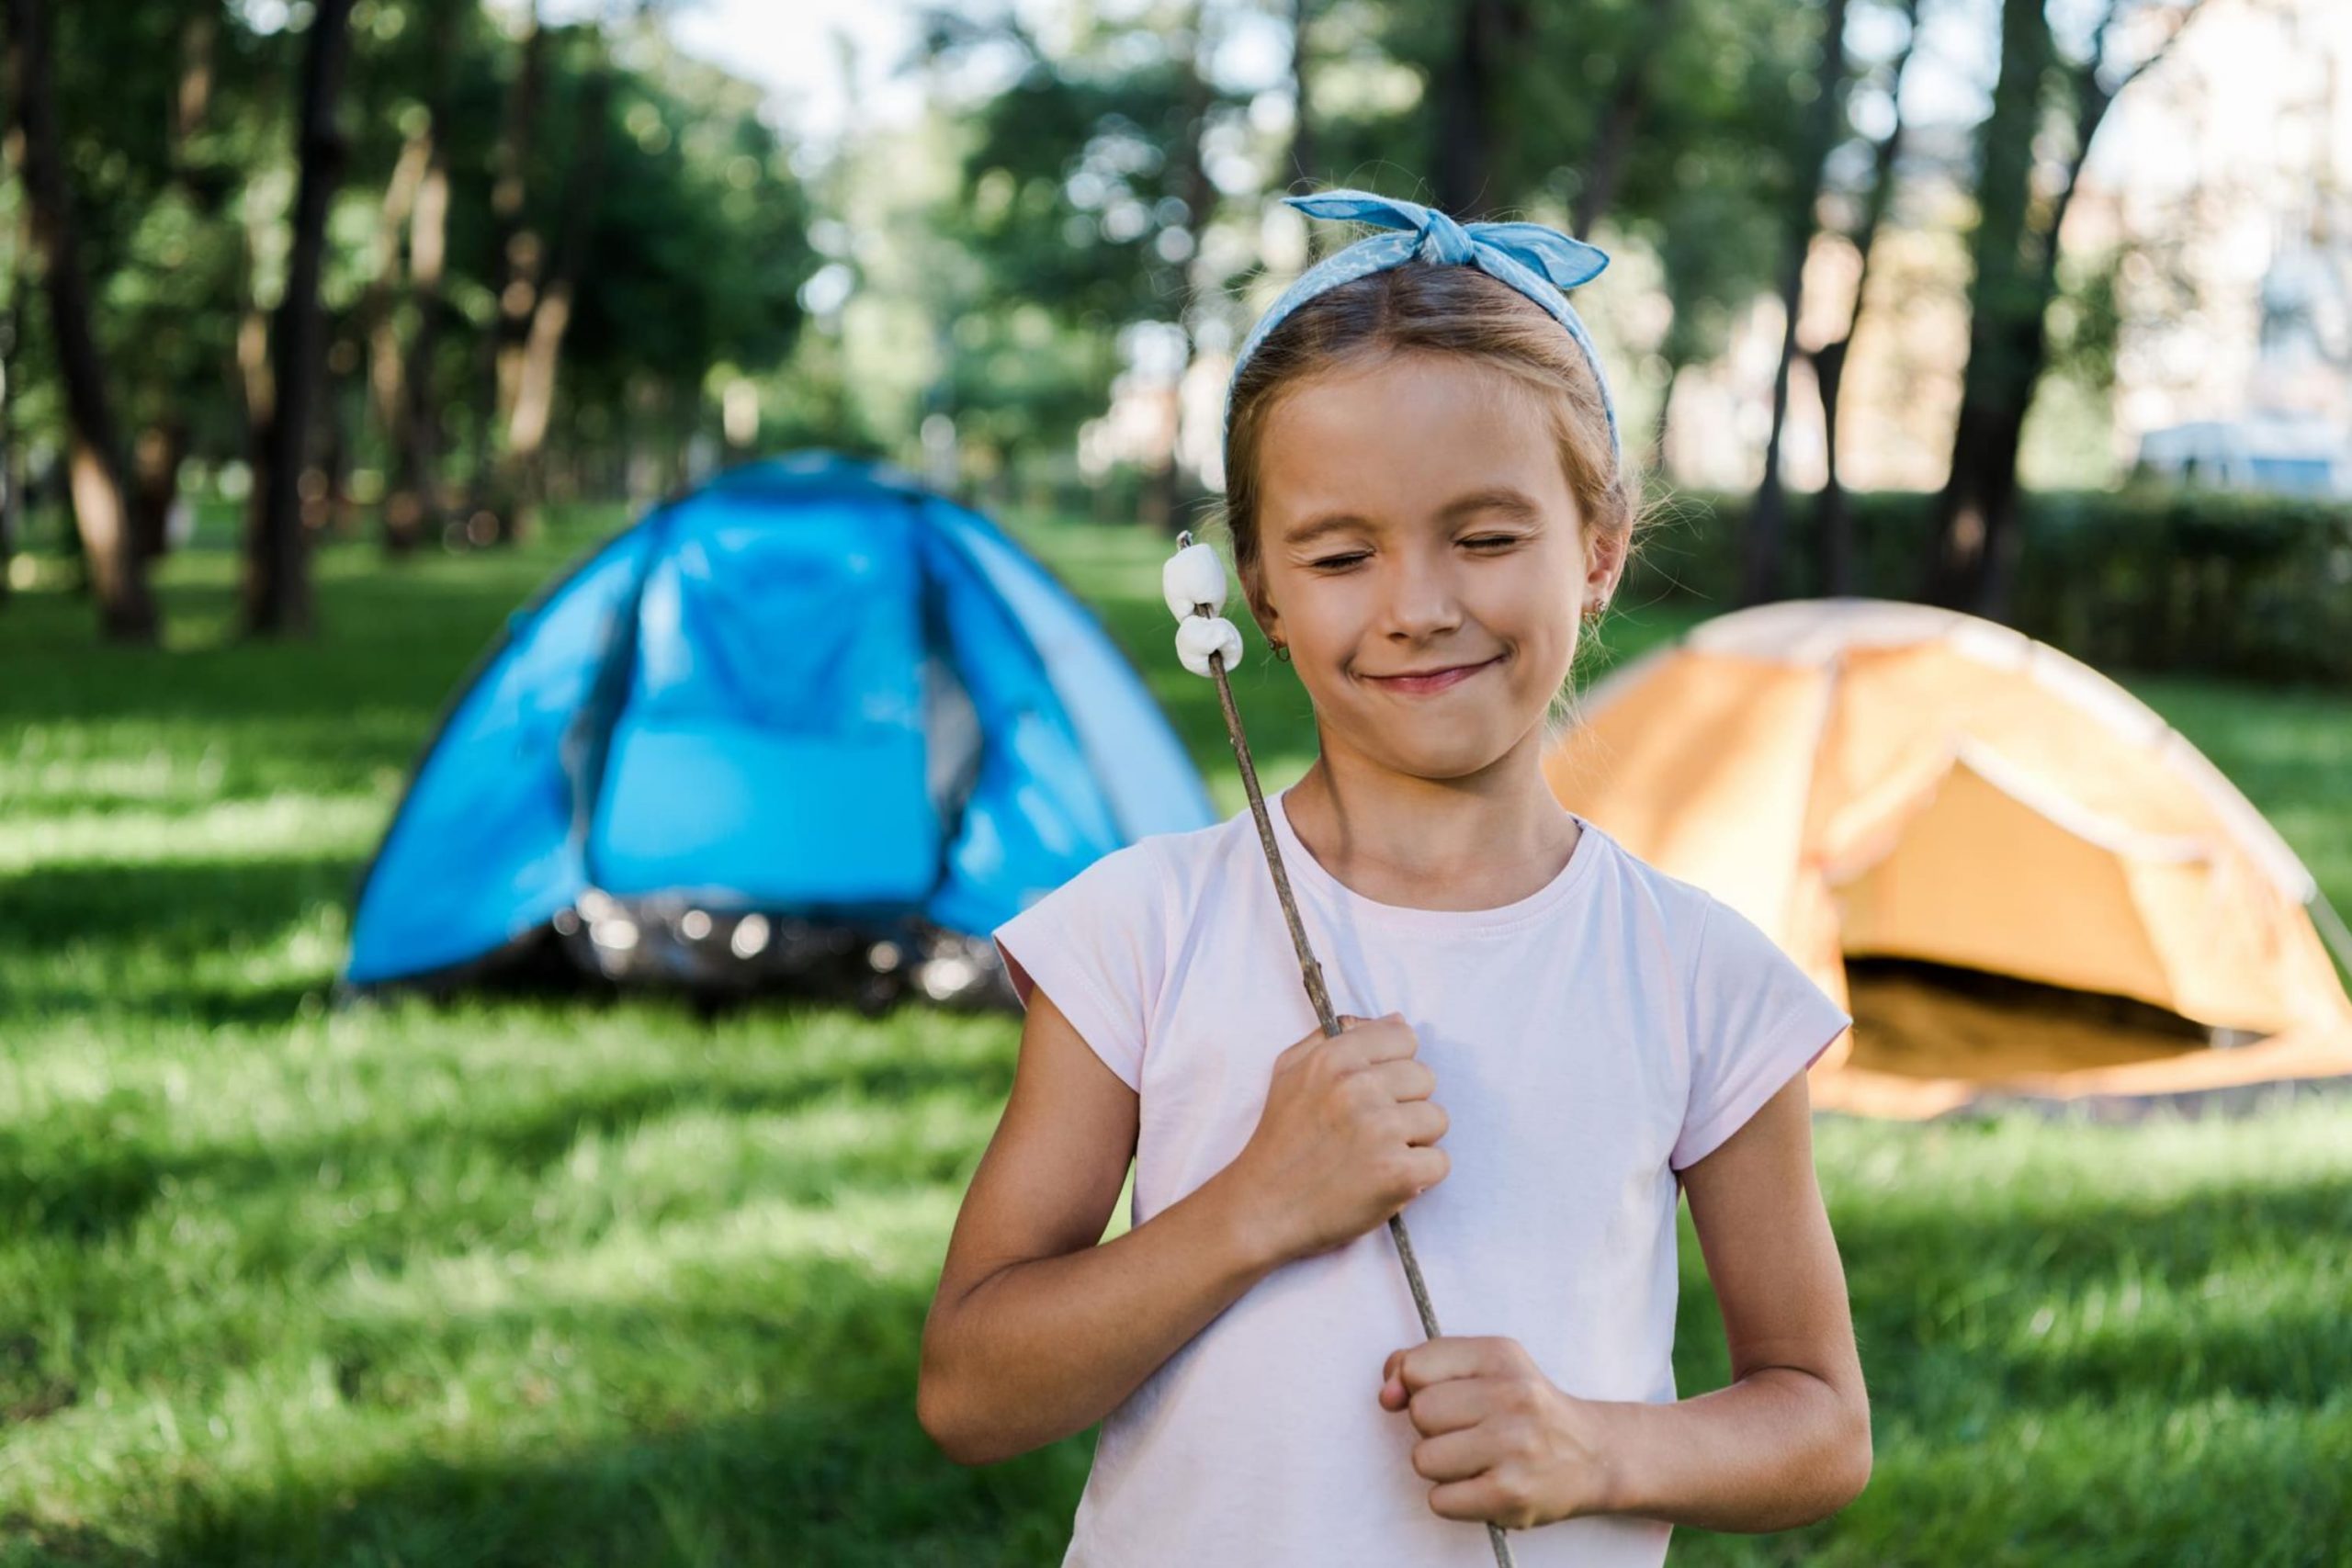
916,985,1289,1466
1595,1068,1872,1529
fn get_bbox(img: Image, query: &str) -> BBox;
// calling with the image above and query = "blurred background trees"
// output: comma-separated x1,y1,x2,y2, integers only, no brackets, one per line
1,0,818,643
6,0,2339,675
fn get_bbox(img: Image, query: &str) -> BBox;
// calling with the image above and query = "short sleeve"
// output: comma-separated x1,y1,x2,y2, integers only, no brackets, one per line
1671,896,1854,1171
990,839,1170,1092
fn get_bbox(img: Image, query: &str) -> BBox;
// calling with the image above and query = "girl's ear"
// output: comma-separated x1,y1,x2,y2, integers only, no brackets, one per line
1586,529,1627,604
1244,570,1282,648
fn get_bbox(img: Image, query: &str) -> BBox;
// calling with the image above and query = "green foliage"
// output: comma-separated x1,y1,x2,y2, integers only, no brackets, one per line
914,7,1243,468
2045,243,2124,394
1626,487,2352,683
561,36,815,400
3,3,820,496
1,505,2346,1562
939,304,1120,462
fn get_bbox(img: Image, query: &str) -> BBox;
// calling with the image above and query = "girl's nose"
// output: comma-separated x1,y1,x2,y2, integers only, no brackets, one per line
1375,557,1466,640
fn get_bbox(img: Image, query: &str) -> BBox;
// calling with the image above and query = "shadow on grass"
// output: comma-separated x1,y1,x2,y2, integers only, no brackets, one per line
144,1408,1080,1568
143,1267,1084,1568
1673,1171,2352,1417
0,1041,1014,1247
0,854,359,966
0,1255,1081,1568
0,574,542,715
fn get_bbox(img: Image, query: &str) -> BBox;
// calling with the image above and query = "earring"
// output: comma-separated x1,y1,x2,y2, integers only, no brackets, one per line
1272,640,1292,663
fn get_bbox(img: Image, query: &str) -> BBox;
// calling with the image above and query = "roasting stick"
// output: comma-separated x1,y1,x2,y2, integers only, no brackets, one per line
1165,531,1518,1568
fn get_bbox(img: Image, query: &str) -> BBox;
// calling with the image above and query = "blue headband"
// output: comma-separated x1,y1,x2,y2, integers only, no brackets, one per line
1224,188,1621,468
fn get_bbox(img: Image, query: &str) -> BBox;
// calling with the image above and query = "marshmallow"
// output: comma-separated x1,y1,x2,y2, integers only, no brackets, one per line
1162,540,1229,621
1175,615,1245,678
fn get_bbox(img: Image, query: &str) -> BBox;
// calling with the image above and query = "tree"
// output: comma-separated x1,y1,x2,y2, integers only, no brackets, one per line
3,0,158,641
1,120,29,606
1286,0,1321,194
516,24,813,526
1569,0,1684,240
1739,0,1854,608
1921,0,2204,617
919,5,1232,505
492,49,607,543
128,9,221,561
358,125,433,541
1136,0,1220,531
380,0,468,554
245,0,356,637
1431,0,1532,220
465,0,548,536
1808,0,1924,596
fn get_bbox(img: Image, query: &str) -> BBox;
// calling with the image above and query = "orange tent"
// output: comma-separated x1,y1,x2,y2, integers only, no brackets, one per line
1543,598,2352,1118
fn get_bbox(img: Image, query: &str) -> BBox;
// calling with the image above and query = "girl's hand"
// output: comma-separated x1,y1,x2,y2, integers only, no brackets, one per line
1226,1012,1450,1264
1379,1336,1616,1529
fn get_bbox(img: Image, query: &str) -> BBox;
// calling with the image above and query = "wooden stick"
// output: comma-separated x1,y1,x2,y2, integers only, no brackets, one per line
1196,633,1519,1568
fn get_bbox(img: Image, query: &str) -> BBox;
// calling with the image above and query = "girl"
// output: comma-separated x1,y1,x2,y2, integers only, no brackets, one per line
918,190,1871,1566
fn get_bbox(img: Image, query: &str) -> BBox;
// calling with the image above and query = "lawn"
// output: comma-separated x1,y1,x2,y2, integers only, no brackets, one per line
1,503,2346,1566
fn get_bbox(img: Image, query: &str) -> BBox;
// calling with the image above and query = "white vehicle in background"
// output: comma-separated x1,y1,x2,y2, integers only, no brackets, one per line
2131,413,2352,498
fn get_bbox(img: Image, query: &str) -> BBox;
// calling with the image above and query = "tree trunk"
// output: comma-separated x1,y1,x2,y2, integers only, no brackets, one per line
1648,353,1681,480
129,418,189,558
1918,0,2048,615
1287,0,1317,187
119,8,220,566
1811,339,1854,594
1286,0,1330,267
1571,0,1681,241
492,10,549,439
1432,0,1530,220
5,0,157,640
382,0,463,557
1814,0,1922,598
364,129,430,548
1140,1,1216,535
1740,0,1851,609
321,368,356,536
0,319,18,609
496,62,606,546
236,234,273,529
1922,0,2197,616
468,1,548,527
244,0,356,637
1,126,31,607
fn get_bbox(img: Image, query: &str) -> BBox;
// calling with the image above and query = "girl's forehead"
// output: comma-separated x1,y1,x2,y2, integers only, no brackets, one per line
1257,356,1566,518
1271,349,1539,423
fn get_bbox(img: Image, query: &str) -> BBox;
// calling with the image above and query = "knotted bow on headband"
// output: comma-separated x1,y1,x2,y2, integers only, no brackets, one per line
1225,188,1622,468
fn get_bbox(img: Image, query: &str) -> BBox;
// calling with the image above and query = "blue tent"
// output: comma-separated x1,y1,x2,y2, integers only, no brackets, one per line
345,449,1216,996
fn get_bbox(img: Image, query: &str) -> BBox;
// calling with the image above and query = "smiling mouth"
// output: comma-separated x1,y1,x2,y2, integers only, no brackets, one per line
1365,654,1503,694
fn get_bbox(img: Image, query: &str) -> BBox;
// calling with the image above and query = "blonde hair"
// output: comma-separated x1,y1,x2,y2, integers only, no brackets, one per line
1204,261,1650,746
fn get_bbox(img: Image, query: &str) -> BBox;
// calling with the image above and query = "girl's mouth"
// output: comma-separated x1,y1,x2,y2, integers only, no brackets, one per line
1365,654,1503,695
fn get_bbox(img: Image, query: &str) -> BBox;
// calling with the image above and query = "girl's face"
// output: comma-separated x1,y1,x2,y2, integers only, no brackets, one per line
1250,350,1621,783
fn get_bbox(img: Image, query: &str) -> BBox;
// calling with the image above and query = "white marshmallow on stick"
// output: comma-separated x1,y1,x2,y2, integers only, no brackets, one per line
1162,539,1228,620
1175,615,1244,678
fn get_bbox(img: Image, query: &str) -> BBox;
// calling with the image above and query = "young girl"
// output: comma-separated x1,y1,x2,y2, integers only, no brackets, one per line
918,189,1871,1566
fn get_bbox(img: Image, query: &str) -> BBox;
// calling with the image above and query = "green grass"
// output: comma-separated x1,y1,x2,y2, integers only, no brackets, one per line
1,505,2347,1565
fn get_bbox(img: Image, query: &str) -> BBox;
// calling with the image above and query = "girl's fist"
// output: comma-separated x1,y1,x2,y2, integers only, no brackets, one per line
1379,1336,1617,1529
1227,1011,1450,1264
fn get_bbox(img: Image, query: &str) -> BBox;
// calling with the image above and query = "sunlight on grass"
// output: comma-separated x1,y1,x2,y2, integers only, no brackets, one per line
0,509,2345,1564
0,795,386,871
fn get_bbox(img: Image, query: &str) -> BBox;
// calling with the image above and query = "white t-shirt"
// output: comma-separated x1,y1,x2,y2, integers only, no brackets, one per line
990,784,1854,1566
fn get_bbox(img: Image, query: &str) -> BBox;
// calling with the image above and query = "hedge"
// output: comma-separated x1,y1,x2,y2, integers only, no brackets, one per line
1623,485,2352,684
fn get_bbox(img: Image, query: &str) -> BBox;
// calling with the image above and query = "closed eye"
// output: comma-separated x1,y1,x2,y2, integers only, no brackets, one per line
1309,536,1522,571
